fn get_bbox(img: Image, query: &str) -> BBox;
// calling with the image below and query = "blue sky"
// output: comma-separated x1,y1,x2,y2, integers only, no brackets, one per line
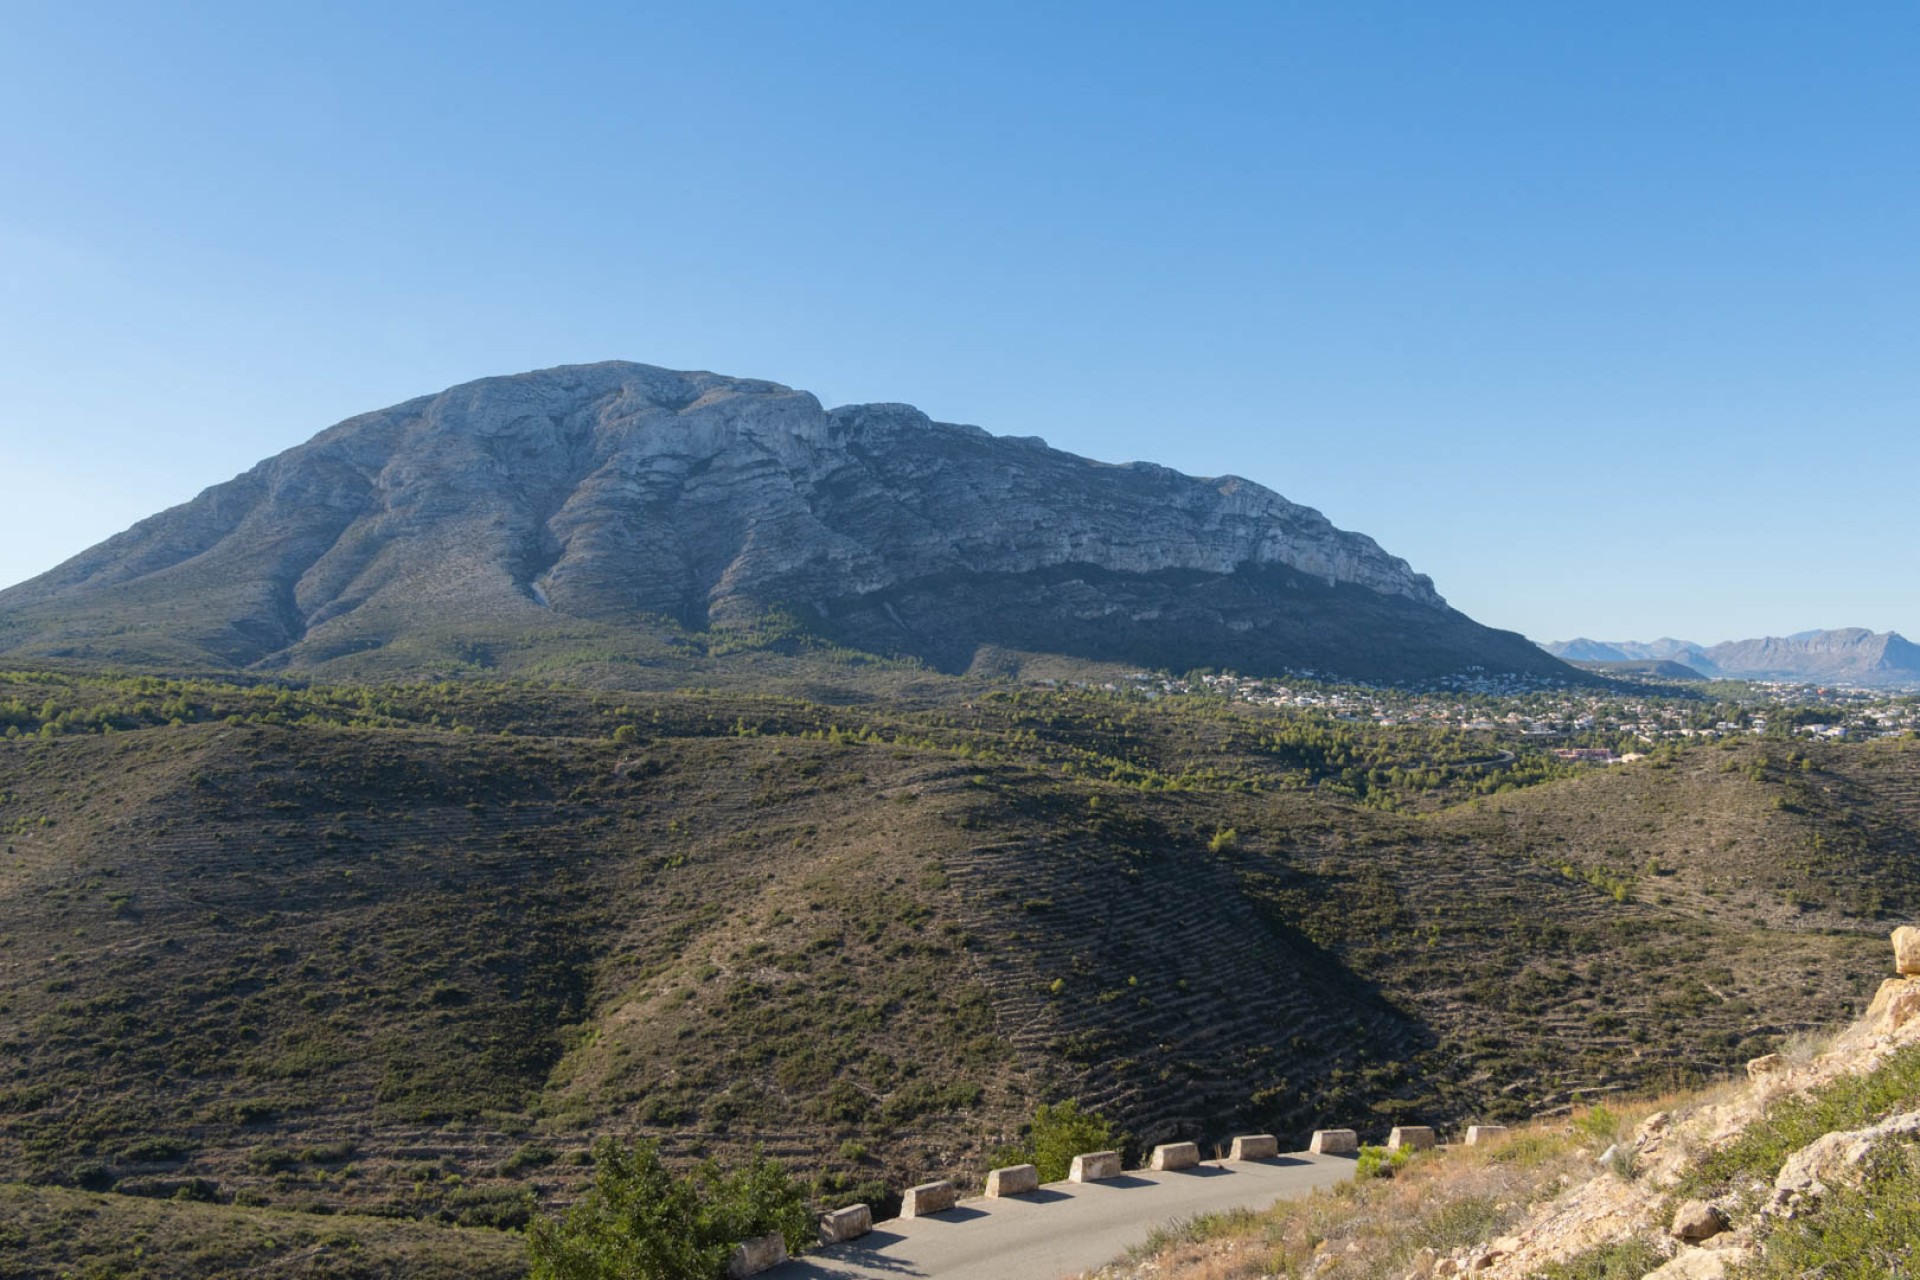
3,2,1916,643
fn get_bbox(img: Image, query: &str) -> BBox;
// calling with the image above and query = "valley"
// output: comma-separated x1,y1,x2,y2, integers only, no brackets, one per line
3,667,1916,1275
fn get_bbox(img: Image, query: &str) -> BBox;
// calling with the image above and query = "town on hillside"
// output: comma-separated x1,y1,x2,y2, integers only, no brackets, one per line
1050,669,1920,765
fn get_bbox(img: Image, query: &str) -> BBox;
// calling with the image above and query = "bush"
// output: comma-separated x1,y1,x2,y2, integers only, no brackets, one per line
1353,1144,1410,1180
1573,1103,1622,1145
527,1138,809,1280
1532,1236,1667,1279
1746,1144,1920,1277
996,1100,1116,1184
1679,1040,1920,1197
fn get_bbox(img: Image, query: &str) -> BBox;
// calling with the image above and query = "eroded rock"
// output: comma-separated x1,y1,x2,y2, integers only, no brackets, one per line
1670,1200,1728,1243
1894,925,1920,976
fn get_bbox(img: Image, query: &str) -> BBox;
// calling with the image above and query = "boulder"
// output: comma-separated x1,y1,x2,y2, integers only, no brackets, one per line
1670,1199,1729,1243
1774,1108,1920,1204
1864,977,1920,1036
1745,1053,1785,1080
1894,926,1920,976
1644,1248,1742,1280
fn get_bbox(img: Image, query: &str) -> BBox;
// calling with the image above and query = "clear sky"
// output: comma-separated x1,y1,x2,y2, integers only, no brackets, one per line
3,2,1916,644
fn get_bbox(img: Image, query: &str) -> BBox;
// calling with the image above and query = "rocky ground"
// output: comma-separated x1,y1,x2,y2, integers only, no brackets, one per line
1099,926,1920,1280
1432,927,1920,1277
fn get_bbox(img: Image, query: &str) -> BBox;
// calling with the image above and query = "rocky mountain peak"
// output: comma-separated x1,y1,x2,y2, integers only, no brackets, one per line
0,361,1562,683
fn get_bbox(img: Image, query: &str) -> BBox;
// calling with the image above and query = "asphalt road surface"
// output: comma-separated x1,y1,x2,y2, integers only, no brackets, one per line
766,1151,1358,1280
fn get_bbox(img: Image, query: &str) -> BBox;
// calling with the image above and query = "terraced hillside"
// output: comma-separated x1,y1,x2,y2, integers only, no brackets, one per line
1,672,1916,1275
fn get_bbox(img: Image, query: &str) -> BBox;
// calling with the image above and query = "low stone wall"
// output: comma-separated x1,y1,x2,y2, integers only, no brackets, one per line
1465,1125,1509,1146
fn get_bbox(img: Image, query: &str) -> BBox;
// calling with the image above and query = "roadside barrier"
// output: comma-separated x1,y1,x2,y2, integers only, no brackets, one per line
1148,1141,1199,1170
986,1163,1040,1196
900,1179,958,1217
1069,1150,1123,1182
1309,1128,1359,1154
1387,1125,1437,1151
1228,1133,1279,1160
797,1126,1380,1267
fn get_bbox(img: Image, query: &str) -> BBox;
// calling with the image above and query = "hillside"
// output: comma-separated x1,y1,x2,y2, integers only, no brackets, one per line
1102,927,1920,1279
3,672,1918,1276
0,361,1571,685
1569,659,1708,682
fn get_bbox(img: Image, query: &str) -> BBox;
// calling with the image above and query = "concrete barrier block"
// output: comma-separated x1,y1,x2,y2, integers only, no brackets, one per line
818,1204,873,1243
985,1163,1039,1196
1069,1150,1123,1182
1229,1134,1279,1161
726,1232,788,1278
1465,1125,1510,1146
1388,1126,1437,1151
900,1180,957,1217
1309,1129,1359,1154
1148,1142,1200,1171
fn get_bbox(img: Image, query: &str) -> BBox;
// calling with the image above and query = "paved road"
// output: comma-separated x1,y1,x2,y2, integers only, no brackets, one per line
767,1152,1357,1280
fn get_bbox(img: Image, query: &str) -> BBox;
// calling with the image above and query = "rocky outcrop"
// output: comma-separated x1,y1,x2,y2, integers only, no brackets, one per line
1769,1109,1920,1213
1895,926,1920,976
0,361,1569,683
1421,926,1920,1279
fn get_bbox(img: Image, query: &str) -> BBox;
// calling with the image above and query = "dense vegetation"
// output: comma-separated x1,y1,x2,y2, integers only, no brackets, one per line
2,666,1916,1276
526,1139,809,1280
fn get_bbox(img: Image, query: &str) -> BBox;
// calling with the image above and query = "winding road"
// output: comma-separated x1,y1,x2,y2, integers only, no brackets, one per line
766,1150,1358,1280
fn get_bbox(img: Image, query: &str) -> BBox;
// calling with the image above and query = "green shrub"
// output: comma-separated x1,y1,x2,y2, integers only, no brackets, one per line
1573,1103,1622,1145
1679,1041,1920,1197
1744,1144,1920,1277
1353,1144,1410,1180
527,1137,809,1280
1531,1236,1667,1279
995,1100,1117,1184
501,1142,557,1174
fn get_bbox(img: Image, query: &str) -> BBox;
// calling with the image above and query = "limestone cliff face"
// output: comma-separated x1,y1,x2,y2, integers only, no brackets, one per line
0,361,1562,681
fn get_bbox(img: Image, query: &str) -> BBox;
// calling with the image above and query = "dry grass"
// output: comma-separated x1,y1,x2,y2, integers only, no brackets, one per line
1104,1098,1684,1280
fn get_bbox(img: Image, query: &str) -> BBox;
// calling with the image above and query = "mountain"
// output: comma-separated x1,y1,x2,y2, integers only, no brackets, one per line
1544,630,1920,687
1703,629,1920,686
0,361,1570,685
1545,637,1711,667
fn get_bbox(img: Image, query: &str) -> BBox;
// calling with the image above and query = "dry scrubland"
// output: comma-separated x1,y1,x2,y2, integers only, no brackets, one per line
1,670,1917,1276
1100,931,1920,1279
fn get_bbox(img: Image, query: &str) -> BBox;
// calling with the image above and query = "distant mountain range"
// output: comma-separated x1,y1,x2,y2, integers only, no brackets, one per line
0,361,1574,685
1542,629,1920,687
